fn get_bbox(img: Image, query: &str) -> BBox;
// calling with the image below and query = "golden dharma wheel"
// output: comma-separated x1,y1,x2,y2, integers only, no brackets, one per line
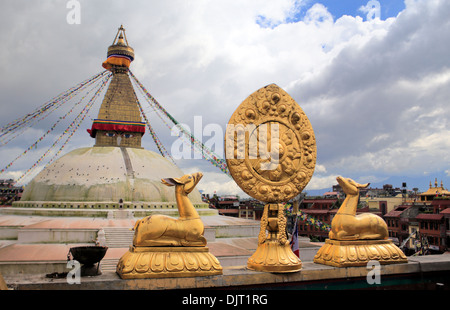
225,84,316,203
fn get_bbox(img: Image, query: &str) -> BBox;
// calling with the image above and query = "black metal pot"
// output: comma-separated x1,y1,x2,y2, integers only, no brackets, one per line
69,246,108,266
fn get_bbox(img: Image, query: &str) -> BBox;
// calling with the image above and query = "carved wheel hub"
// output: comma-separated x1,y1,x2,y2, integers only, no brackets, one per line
225,84,316,203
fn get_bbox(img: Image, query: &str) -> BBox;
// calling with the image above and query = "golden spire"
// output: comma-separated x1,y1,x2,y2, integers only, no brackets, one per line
88,26,145,148
102,25,135,72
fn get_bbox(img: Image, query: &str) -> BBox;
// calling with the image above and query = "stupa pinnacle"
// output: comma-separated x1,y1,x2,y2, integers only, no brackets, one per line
103,25,135,71
88,25,145,148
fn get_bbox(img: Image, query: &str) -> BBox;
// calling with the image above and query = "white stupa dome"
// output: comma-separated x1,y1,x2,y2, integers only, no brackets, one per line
16,146,204,208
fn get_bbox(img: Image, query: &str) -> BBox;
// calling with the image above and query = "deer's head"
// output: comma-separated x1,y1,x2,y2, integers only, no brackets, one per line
161,172,203,194
336,176,369,196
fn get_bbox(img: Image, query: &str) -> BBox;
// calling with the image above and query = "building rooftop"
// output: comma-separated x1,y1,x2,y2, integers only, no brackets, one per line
420,179,450,197
416,213,444,220
384,210,404,218
440,208,450,215
301,209,330,214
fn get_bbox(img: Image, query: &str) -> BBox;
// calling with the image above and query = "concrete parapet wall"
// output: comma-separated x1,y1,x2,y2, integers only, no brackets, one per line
12,201,210,210
0,227,20,240
4,254,450,290
1,206,217,218
0,261,68,276
213,225,260,238
17,229,98,244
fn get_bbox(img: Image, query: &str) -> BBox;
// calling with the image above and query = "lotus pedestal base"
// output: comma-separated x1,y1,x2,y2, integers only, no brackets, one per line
313,239,408,267
116,246,223,279
247,240,302,273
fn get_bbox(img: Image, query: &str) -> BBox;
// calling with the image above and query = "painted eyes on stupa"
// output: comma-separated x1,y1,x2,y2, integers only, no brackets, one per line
104,132,133,138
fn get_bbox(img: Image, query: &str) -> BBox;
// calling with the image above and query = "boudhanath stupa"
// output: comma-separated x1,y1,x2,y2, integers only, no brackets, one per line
15,26,206,210
0,26,260,276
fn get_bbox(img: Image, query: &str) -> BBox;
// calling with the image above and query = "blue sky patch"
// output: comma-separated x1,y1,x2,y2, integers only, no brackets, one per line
314,0,405,20
256,0,406,28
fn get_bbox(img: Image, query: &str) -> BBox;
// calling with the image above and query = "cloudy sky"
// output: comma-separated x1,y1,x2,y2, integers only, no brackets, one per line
0,0,449,197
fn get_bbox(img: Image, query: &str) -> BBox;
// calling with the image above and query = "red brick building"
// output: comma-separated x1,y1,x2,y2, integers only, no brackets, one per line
441,208,450,251
384,199,450,254
416,213,446,252
297,198,337,241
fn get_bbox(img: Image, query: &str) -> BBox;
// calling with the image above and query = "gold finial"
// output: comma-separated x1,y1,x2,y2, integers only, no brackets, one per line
435,178,438,187
117,33,126,46
112,25,129,46
102,25,135,71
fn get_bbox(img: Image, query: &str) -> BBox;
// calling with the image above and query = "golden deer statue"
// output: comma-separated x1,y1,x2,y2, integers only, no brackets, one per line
132,172,207,247
313,176,407,267
117,172,222,278
329,176,388,240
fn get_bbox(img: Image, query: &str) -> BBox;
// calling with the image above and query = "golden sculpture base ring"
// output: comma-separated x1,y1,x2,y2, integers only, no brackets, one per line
247,239,302,273
313,239,408,268
116,246,223,279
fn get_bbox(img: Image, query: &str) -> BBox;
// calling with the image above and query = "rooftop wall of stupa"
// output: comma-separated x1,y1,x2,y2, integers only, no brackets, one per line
13,147,208,212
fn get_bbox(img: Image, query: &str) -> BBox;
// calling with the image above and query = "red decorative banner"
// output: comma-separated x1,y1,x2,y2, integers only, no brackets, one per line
87,119,145,138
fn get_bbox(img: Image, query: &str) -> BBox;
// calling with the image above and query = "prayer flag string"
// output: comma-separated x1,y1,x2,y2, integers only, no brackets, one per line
129,75,175,164
129,70,231,177
284,202,331,231
0,70,109,140
40,74,112,170
13,73,112,183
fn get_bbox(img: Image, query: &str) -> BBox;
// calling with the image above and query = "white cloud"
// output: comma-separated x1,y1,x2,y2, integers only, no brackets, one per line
1,0,450,193
329,129,450,177
306,174,338,191
182,165,247,197
314,164,327,174
255,0,305,28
